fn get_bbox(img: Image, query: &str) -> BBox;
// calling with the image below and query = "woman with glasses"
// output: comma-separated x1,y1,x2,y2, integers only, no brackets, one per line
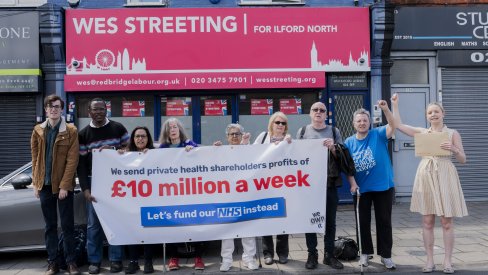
253,112,291,265
213,124,257,272
158,118,205,271
117,126,155,273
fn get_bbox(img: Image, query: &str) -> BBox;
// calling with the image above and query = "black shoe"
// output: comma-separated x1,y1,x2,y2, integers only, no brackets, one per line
125,261,140,274
305,253,318,269
88,263,101,274
45,261,60,275
278,255,288,264
324,257,344,269
264,257,274,265
143,260,154,274
110,261,123,273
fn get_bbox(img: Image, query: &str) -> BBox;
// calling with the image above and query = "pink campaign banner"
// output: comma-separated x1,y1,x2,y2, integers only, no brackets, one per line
122,101,145,117
166,99,189,116
64,8,370,91
251,99,273,115
280,99,302,115
205,99,227,116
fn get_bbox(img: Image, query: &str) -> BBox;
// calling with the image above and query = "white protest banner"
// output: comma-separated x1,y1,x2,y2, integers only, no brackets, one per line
92,139,327,245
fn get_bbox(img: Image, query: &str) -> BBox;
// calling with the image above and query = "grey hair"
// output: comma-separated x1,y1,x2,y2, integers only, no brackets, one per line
225,123,244,135
159,117,188,145
353,108,371,121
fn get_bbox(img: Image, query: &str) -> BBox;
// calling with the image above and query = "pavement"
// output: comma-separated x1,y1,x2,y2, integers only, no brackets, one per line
1,201,488,274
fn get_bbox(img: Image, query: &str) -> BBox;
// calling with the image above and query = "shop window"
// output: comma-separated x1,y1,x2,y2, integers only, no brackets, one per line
238,91,318,144
75,95,155,140
391,60,429,85
239,0,305,6
125,0,166,7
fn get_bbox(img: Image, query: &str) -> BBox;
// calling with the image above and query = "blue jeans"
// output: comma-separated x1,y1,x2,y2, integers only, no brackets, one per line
86,201,124,263
305,186,338,256
39,185,75,264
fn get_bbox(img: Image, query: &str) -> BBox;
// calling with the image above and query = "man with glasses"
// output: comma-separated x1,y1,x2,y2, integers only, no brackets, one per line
213,124,258,272
77,98,130,274
297,102,344,270
31,95,81,275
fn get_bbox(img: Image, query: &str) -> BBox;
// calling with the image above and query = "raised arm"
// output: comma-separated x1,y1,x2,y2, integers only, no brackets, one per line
378,99,395,139
391,93,425,137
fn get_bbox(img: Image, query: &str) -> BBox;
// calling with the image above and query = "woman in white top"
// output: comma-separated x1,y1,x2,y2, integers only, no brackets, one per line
253,112,291,265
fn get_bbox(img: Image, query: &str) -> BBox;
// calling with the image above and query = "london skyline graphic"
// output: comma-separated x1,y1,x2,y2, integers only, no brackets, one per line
66,41,370,74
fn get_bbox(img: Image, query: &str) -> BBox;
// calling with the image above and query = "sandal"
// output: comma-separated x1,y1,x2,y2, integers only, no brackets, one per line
422,265,435,273
443,266,455,274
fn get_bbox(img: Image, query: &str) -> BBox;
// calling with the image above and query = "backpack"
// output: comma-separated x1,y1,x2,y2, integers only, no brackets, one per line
334,236,359,261
57,225,88,268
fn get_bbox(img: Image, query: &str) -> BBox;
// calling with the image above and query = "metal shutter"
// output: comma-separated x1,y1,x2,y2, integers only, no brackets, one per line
441,68,488,201
0,95,36,178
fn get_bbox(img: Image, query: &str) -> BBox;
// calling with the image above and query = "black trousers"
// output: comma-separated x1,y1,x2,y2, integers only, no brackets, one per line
262,234,289,258
353,187,394,258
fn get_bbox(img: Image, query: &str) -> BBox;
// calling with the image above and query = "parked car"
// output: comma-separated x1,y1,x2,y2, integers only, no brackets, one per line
0,162,87,252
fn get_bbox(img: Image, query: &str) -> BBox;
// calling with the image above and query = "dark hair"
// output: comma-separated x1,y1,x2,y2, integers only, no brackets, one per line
128,126,154,152
89,97,106,109
44,95,64,109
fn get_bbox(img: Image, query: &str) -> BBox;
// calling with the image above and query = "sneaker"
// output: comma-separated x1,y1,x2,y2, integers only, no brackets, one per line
68,263,81,275
264,257,274,265
110,261,123,273
305,253,318,269
381,257,396,269
245,261,259,270
168,258,180,271
278,255,288,264
324,257,344,269
220,262,232,272
45,261,59,275
194,257,205,270
359,254,369,267
125,261,140,274
143,260,154,274
88,263,101,274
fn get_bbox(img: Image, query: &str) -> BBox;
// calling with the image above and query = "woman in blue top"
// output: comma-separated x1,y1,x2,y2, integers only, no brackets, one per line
158,118,204,271
345,96,397,270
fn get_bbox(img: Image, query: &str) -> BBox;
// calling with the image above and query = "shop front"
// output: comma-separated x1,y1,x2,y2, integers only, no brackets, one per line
0,10,41,177
391,5,488,200
64,7,371,200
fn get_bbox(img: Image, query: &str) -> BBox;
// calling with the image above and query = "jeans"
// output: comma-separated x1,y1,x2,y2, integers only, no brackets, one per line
353,187,394,258
262,234,289,258
306,186,338,256
39,185,75,264
86,201,124,263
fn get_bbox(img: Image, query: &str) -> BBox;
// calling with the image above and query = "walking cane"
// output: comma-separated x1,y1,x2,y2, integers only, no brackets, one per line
163,243,167,273
356,188,364,275
255,236,263,268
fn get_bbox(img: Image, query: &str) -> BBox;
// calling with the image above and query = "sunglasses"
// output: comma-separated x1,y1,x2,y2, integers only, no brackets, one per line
312,108,326,113
274,121,287,126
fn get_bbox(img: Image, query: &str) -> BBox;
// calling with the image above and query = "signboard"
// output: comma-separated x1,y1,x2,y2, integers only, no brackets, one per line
392,6,488,50
0,11,40,92
329,73,367,89
438,50,488,67
122,101,145,117
251,99,273,115
166,99,190,116
91,139,328,244
280,99,302,115
205,99,227,116
64,8,370,91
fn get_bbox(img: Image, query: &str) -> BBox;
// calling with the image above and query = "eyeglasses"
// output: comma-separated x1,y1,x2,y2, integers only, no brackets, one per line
135,135,147,139
227,133,242,137
311,108,326,113
274,121,287,126
47,105,62,110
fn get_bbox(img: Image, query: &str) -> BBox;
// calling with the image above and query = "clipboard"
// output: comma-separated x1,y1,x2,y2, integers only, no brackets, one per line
414,132,450,157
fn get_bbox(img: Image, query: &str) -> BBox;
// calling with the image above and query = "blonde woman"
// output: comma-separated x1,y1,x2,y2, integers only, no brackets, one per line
392,95,467,274
253,111,291,265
